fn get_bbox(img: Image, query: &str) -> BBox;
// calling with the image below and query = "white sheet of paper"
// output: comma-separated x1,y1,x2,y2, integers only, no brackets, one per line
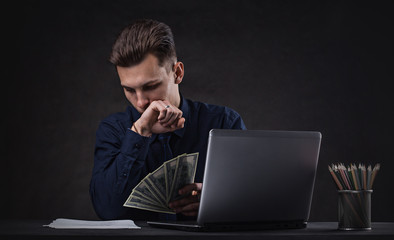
44,218,141,229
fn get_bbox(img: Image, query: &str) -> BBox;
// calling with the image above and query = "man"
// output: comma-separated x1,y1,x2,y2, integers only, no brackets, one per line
90,19,246,220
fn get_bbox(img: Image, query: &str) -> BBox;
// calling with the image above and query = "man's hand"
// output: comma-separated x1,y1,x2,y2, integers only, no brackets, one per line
168,183,202,216
132,100,185,137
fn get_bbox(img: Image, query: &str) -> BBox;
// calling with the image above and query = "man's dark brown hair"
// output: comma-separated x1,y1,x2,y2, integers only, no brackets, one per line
109,19,177,71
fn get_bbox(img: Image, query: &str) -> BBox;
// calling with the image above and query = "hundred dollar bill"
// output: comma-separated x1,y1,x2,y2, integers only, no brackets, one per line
144,175,167,208
124,152,199,213
124,178,163,208
164,155,180,202
126,195,175,214
169,153,199,201
146,173,167,206
132,189,159,206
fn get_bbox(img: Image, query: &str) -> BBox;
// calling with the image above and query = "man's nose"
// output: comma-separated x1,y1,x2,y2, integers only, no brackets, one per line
136,91,149,109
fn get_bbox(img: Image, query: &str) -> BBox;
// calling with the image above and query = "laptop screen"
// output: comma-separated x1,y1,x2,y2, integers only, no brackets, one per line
198,129,322,225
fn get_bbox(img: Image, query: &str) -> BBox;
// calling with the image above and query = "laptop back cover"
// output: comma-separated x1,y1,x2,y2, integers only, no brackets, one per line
197,129,321,225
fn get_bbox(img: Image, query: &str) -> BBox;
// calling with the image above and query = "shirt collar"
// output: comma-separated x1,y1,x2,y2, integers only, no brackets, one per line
173,94,188,138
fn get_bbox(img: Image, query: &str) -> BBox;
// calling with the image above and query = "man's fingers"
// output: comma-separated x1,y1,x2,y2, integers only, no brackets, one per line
156,102,182,126
178,183,202,195
142,100,185,135
153,101,167,120
168,183,202,216
182,211,198,216
160,102,176,123
169,194,199,209
156,101,170,120
175,202,199,216
161,110,174,124
163,110,179,126
171,117,185,129
181,202,199,212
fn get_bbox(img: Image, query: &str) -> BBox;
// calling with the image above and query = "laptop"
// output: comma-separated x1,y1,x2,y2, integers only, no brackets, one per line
148,129,322,231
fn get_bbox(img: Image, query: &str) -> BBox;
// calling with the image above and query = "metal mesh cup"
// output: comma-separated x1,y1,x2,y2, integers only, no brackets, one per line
338,190,372,230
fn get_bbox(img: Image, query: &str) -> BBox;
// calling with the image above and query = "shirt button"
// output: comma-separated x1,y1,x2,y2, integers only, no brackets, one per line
123,173,127,177
135,143,141,149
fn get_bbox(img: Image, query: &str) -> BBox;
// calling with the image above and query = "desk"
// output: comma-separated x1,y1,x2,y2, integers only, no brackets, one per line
1,220,393,240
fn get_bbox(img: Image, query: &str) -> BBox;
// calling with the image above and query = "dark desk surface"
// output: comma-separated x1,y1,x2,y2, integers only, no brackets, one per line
1,220,393,240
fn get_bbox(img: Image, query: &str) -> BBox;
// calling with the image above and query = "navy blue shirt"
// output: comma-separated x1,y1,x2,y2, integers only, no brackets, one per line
89,96,246,220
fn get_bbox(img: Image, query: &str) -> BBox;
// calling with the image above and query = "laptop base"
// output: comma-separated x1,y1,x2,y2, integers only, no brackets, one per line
147,220,307,232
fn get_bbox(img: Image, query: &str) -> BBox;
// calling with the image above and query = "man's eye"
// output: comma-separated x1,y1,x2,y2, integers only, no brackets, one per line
143,84,160,91
125,87,135,93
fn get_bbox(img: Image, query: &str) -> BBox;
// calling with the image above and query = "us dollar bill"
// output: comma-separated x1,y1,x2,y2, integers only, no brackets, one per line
124,177,164,208
123,152,199,214
125,195,175,214
169,153,199,201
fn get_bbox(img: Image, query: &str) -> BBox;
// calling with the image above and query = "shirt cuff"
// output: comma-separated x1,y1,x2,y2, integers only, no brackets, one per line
120,129,151,157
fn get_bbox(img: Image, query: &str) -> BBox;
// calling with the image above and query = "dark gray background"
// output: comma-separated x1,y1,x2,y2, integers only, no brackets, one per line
5,0,393,221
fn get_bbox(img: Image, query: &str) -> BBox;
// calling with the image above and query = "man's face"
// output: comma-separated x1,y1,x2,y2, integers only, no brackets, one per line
117,54,182,114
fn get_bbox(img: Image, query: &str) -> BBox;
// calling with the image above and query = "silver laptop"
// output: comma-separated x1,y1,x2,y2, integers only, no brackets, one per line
148,129,322,231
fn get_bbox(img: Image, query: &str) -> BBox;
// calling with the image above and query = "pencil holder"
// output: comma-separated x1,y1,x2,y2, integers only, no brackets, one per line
338,190,372,230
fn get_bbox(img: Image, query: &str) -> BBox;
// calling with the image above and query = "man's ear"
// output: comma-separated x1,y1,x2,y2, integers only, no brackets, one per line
173,62,184,84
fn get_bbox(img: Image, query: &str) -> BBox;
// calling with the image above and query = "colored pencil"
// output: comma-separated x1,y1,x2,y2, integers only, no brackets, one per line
328,163,380,190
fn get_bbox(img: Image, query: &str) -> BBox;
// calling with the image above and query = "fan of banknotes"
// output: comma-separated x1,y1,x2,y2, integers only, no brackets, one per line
123,152,199,214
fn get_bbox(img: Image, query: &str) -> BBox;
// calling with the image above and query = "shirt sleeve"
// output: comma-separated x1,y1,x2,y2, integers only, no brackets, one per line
224,107,247,130
89,118,151,220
